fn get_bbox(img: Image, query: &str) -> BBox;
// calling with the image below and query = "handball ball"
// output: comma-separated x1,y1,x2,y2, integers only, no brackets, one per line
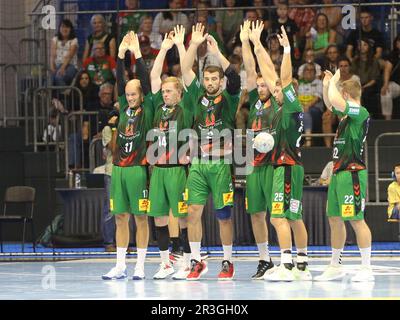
253,132,274,153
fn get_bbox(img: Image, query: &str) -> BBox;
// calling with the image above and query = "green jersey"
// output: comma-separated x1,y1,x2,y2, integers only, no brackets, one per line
113,93,154,167
270,83,304,166
246,88,278,167
332,101,370,173
185,78,240,157
150,91,193,165
118,12,145,37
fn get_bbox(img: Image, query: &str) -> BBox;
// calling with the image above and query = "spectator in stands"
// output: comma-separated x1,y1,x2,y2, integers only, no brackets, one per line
195,36,221,82
83,14,116,61
216,0,243,54
387,163,400,222
267,34,283,75
321,44,339,74
42,107,62,144
152,0,190,36
83,42,116,87
271,1,300,60
73,70,99,111
345,8,384,63
118,0,144,37
190,1,217,32
305,13,336,62
381,34,400,120
318,0,344,45
297,63,324,147
322,57,361,147
130,34,162,74
50,19,78,86
288,0,316,40
253,0,272,29
229,53,246,89
298,48,322,79
137,15,163,50
351,38,381,119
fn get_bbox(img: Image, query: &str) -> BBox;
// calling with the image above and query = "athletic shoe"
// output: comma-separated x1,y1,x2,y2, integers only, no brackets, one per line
153,262,175,280
314,265,346,282
264,264,295,282
186,259,208,281
169,251,184,266
132,268,145,280
351,266,375,282
293,264,313,281
251,260,276,280
172,266,191,280
218,260,235,280
101,267,127,280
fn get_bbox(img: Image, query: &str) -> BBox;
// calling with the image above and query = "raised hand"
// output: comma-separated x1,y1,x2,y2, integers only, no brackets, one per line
323,70,333,87
249,20,264,44
240,20,251,43
191,23,208,45
172,25,185,46
118,33,130,58
206,35,219,55
161,31,175,51
127,31,141,56
277,25,290,48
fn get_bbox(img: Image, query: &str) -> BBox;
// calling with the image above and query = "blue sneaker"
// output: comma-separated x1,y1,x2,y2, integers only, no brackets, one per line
102,267,127,280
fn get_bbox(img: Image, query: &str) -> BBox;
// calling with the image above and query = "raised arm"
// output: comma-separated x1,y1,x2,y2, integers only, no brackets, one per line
240,20,257,92
277,26,292,88
128,31,151,96
150,32,174,94
249,20,278,92
328,69,346,112
206,34,229,72
182,23,208,87
117,34,130,97
171,25,187,75
322,70,333,112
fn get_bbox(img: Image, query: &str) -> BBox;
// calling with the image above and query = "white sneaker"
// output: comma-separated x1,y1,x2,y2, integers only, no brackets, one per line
314,265,346,281
293,266,313,281
264,265,295,282
172,266,191,280
102,266,127,280
132,267,146,280
351,266,375,282
153,263,175,280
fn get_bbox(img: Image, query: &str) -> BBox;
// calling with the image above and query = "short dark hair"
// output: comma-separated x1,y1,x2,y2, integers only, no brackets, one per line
394,163,400,170
204,65,224,79
338,56,351,66
57,19,76,40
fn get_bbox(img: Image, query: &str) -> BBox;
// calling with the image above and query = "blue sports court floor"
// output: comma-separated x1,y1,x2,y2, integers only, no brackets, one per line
0,243,399,300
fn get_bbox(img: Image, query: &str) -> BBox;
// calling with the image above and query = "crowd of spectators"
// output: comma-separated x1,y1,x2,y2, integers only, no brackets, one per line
48,0,399,153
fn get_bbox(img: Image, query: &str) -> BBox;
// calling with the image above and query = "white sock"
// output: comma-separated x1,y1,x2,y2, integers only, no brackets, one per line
297,247,308,264
116,247,127,270
135,248,147,270
189,242,201,262
280,249,292,265
183,253,191,268
331,248,343,267
360,247,371,267
160,249,170,265
223,245,233,262
257,242,270,261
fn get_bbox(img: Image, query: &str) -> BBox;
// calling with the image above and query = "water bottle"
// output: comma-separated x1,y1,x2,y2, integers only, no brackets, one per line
75,173,81,189
68,170,74,188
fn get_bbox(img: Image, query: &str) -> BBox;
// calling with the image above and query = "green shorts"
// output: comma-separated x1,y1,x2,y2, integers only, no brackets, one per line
246,165,274,214
270,165,304,220
327,169,367,221
186,160,234,209
148,166,188,218
110,165,148,215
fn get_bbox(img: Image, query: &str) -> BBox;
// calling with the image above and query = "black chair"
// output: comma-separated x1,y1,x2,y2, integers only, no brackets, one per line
0,186,36,253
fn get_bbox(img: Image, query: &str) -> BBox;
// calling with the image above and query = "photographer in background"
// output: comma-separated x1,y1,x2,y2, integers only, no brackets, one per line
388,163,400,222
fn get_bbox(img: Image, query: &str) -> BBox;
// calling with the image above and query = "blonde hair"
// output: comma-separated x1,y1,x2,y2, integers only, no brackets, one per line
341,79,361,100
161,76,183,94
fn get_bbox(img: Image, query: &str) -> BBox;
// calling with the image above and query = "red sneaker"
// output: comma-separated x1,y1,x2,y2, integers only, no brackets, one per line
218,260,235,280
186,259,208,281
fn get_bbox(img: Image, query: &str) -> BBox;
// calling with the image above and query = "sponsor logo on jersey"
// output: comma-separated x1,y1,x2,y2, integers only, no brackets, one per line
201,97,209,107
178,201,188,214
255,100,263,110
341,204,355,217
348,107,360,116
290,199,301,214
285,88,296,103
223,192,234,205
272,202,284,214
139,199,150,212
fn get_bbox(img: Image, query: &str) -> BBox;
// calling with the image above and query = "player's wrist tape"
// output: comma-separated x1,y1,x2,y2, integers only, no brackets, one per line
284,46,291,54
